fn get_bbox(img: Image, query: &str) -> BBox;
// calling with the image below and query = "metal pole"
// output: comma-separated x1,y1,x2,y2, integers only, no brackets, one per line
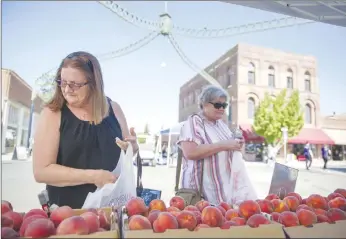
27,91,36,148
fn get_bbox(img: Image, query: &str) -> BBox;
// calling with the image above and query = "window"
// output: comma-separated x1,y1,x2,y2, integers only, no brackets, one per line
287,68,293,89
228,103,232,122
305,104,312,124
248,62,255,84
248,97,255,119
268,66,275,87
304,71,311,92
8,104,19,126
227,66,234,87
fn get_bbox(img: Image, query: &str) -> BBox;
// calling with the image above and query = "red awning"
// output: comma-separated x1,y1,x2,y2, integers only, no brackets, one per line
288,128,335,145
239,124,264,142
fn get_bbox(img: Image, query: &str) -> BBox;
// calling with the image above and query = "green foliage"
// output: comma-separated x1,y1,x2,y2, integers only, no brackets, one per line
253,89,304,145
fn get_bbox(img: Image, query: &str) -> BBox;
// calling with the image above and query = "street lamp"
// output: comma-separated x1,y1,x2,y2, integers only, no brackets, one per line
281,127,288,163
27,90,37,148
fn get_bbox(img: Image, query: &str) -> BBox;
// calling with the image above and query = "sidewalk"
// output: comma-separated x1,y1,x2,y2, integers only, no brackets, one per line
1,152,32,163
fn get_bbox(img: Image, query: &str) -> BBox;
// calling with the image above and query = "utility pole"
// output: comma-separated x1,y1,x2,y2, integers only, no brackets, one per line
27,90,37,148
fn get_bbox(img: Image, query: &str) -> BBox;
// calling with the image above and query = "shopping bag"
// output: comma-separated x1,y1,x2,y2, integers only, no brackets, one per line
227,151,258,205
82,144,137,209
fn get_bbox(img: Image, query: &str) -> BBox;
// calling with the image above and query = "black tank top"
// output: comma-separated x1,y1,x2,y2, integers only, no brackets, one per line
46,99,122,209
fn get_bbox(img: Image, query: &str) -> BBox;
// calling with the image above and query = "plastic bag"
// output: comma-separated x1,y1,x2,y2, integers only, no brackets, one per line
227,151,258,205
82,144,137,209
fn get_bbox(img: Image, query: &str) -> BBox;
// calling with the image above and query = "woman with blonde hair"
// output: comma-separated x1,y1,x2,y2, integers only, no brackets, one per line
33,51,138,208
178,85,245,205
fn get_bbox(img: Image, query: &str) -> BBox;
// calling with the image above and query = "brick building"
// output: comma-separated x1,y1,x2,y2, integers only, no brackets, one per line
1,69,44,154
179,43,345,160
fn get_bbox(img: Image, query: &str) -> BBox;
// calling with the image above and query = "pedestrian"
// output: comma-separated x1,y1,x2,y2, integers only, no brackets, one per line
32,51,139,209
321,145,330,169
304,141,312,170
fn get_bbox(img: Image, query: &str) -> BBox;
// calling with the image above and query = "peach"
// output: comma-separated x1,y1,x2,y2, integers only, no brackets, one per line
327,208,346,222
149,199,167,212
1,215,14,228
327,192,345,201
194,224,210,231
283,196,300,212
56,216,89,235
1,201,13,211
296,204,314,213
49,206,74,227
80,212,100,233
328,197,346,211
23,209,47,221
167,206,180,213
128,215,152,230
314,208,327,217
86,208,98,215
184,205,199,212
317,215,332,223
191,211,202,224
24,218,55,238
97,209,110,230
230,217,246,226
306,194,328,210
148,210,160,224
238,200,261,219
334,188,346,198
4,211,23,231
218,202,232,211
270,212,280,223
246,214,271,228
272,199,289,213
302,198,307,205
169,196,186,211
296,209,317,226
125,197,148,217
256,199,274,214
19,215,46,236
152,212,179,233
1,203,12,215
201,206,223,227
286,192,303,204
195,200,211,212
216,205,226,216
176,211,197,231
278,211,300,227
225,209,239,221
169,211,180,218
1,227,19,238
265,194,280,201
220,220,237,229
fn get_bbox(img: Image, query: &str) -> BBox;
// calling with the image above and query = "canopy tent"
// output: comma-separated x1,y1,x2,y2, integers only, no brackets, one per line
221,1,346,27
155,121,185,167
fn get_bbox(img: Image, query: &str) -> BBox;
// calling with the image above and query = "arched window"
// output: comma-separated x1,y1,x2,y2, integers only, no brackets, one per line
248,62,255,84
248,97,255,119
305,104,312,124
287,68,293,89
305,71,311,92
268,66,275,87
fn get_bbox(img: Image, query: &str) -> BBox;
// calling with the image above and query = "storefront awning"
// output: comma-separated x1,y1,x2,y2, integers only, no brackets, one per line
239,124,264,142
288,128,335,145
323,129,346,145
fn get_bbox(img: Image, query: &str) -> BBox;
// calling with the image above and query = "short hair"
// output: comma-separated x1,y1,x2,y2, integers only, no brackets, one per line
198,85,228,109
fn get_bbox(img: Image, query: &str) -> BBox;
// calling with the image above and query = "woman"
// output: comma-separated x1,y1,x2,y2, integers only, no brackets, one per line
33,51,138,209
177,85,244,205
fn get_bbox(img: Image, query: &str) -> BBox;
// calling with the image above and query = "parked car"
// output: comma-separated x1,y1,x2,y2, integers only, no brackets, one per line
137,134,156,167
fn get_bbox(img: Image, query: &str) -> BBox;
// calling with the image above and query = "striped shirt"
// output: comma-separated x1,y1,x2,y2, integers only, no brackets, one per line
177,112,234,205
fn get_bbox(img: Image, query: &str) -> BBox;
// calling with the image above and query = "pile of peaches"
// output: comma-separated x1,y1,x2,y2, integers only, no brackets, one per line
125,188,346,233
1,200,111,238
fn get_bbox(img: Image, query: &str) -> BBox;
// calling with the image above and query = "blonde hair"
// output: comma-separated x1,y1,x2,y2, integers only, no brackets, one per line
46,51,108,124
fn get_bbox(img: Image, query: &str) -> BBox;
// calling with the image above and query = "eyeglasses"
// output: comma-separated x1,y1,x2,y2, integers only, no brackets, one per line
55,80,89,91
209,102,228,109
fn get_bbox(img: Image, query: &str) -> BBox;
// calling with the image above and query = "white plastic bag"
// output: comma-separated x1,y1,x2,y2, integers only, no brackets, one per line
227,151,258,205
82,144,137,209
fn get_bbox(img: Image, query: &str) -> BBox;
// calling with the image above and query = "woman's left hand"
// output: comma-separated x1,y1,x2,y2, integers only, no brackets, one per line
116,127,139,152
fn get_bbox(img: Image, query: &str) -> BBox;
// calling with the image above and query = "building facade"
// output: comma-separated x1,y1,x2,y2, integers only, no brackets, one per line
1,69,44,154
179,43,343,160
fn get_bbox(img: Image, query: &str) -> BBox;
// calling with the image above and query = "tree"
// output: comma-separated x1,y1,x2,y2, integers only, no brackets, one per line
253,89,304,148
144,123,150,134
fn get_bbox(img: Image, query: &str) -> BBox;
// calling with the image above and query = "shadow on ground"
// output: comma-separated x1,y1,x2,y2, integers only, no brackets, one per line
327,167,346,173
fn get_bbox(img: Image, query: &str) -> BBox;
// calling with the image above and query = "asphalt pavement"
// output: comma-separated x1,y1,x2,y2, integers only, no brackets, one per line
1,159,346,212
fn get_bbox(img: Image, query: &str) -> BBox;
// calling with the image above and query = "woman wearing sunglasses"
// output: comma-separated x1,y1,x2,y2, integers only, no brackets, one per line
178,85,245,205
32,51,138,209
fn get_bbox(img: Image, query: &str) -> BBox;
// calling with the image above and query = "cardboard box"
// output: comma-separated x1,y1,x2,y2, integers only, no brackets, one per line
283,220,346,238
120,207,286,238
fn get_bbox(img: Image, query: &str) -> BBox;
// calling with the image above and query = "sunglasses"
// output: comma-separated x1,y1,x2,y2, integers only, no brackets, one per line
209,102,228,109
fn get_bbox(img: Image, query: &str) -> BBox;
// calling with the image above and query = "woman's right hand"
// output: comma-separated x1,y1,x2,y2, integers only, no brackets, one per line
92,169,117,188
221,139,244,151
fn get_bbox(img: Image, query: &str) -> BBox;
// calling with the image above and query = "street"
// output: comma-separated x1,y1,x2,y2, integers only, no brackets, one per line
1,160,346,212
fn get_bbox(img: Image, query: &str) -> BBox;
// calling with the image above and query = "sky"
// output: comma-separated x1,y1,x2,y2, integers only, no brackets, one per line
2,1,346,133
